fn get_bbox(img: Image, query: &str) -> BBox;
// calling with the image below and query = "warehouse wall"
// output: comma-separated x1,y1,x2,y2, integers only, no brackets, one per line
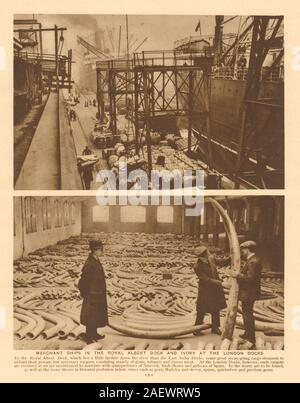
14,196,283,270
14,197,82,259
81,200,184,234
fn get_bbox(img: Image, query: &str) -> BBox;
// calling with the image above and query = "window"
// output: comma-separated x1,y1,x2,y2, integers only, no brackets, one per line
63,201,70,226
71,202,76,224
254,206,260,222
42,198,51,230
92,206,109,222
25,198,31,232
25,197,37,233
31,199,37,232
54,199,62,228
243,207,248,224
120,206,146,223
42,198,47,230
157,206,174,223
47,199,51,228
200,211,204,226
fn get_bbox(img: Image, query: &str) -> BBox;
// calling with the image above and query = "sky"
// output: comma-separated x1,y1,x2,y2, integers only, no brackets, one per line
34,14,244,53
15,14,247,78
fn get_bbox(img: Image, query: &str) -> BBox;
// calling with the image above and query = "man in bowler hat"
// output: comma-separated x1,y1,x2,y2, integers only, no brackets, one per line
229,240,262,349
78,240,108,344
193,246,226,336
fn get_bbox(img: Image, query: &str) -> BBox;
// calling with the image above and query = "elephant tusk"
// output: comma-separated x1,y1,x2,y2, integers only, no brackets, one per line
56,308,81,324
55,313,77,339
13,318,22,333
108,320,211,339
207,197,241,341
68,324,86,341
38,311,67,339
235,317,284,332
15,308,46,340
14,312,36,340
15,291,42,310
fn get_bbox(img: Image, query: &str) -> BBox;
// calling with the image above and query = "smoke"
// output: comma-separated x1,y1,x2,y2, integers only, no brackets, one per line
62,14,99,32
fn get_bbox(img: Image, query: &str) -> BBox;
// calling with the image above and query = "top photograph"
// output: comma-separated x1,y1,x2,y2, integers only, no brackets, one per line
14,14,284,190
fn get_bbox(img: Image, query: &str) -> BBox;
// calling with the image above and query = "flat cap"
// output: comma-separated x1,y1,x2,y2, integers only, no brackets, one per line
89,240,104,250
193,245,208,257
240,240,257,249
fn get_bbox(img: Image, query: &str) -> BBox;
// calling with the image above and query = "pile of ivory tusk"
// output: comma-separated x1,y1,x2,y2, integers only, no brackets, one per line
14,232,284,348
219,267,284,335
14,289,84,341
81,337,283,351
149,145,202,172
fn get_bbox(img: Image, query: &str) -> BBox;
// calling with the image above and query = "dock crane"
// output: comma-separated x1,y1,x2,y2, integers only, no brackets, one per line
77,35,110,59
76,25,147,126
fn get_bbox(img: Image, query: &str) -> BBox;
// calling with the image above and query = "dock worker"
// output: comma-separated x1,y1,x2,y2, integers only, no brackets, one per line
82,165,93,190
82,145,92,156
228,240,262,350
78,240,108,344
193,246,226,336
69,109,77,121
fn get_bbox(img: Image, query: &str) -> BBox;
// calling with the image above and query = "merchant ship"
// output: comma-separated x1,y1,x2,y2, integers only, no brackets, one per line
172,19,284,189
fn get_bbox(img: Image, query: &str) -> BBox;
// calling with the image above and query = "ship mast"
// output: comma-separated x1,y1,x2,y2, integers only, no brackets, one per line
213,16,224,65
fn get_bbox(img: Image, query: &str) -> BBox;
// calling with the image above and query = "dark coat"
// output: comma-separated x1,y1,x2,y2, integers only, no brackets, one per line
78,253,108,327
82,148,92,156
194,256,226,313
237,255,262,301
82,166,93,189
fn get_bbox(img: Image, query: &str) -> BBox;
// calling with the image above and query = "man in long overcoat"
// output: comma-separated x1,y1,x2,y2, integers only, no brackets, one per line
229,240,262,349
78,240,108,344
82,165,93,190
193,246,226,336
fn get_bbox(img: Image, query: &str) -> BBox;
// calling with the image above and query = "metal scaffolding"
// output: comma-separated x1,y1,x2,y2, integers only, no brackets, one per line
133,51,213,173
96,50,213,176
96,59,134,130
14,25,73,93
95,17,284,188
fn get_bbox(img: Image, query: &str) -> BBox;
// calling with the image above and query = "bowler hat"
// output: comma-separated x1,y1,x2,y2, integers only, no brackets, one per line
240,240,256,249
89,240,104,250
193,245,208,257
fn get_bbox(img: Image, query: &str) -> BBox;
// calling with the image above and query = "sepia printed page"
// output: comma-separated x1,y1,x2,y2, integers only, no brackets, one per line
0,0,299,383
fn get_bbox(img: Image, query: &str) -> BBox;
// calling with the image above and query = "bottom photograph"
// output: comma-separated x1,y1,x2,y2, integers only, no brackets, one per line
13,196,284,351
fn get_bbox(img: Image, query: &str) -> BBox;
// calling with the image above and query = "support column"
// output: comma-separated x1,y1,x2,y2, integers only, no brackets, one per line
134,69,140,154
213,207,219,246
203,204,209,243
188,70,194,153
54,25,59,93
142,70,152,178
68,49,72,94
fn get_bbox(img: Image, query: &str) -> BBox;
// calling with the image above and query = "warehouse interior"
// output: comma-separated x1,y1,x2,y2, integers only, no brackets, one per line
13,196,284,350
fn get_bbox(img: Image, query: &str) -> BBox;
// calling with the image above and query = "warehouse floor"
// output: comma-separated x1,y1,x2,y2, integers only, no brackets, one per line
14,233,284,350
